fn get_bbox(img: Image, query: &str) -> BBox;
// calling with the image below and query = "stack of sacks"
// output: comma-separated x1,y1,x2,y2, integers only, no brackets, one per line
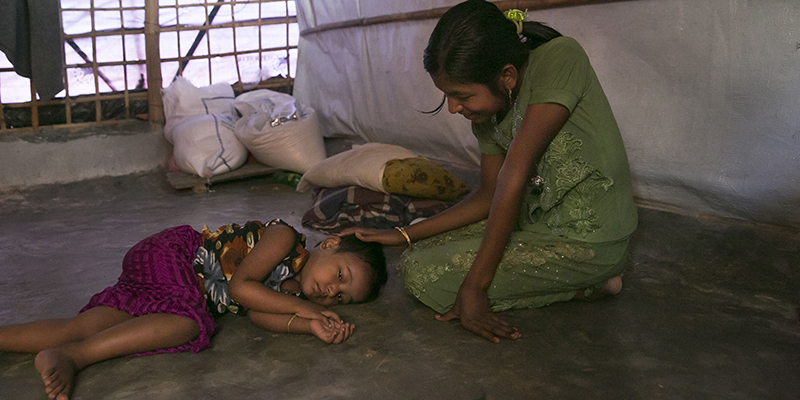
163,77,243,178
162,78,326,178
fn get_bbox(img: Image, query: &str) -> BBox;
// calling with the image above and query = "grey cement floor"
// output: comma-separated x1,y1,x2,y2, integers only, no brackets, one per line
0,170,798,400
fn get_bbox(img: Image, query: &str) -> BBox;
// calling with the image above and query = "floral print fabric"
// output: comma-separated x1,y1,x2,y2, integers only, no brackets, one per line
193,219,307,317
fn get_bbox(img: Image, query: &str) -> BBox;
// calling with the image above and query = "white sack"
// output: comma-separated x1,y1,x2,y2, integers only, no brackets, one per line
233,89,326,174
171,114,248,178
162,77,236,143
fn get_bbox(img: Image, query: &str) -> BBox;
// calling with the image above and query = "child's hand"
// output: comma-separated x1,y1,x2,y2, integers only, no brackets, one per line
295,306,342,327
310,319,354,344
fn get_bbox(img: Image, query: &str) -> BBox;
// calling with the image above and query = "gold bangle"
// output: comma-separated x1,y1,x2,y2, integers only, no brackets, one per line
287,314,298,333
395,226,412,247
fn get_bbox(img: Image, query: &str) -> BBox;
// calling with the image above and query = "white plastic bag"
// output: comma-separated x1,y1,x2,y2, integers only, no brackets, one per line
233,89,326,174
162,77,236,143
170,114,248,178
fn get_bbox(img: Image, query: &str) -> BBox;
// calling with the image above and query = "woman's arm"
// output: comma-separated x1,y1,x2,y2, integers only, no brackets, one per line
341,153,504,247
227,225,337,322
403,153,503,240
438,102,570,342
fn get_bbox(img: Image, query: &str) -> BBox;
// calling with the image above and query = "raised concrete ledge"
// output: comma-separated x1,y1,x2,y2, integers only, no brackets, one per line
0,121,170,192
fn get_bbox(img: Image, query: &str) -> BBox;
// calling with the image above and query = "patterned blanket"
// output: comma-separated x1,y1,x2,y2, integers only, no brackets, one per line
302,186,452,234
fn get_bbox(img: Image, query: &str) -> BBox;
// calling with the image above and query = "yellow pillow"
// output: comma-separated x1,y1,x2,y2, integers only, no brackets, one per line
382,158,470,201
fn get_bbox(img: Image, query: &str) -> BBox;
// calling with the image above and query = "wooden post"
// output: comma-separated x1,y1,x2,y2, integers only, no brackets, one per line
145,0,164,124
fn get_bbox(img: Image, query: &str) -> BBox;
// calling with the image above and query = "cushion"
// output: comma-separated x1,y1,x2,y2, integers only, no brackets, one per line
296,143,417,193
382,157,470,201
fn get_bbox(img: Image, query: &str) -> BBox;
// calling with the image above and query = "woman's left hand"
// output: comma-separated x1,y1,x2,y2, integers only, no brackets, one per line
339,227,409,248
435,284,521,343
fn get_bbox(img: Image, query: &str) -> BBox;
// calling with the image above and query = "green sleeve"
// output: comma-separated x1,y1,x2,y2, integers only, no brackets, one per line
526,37,592,113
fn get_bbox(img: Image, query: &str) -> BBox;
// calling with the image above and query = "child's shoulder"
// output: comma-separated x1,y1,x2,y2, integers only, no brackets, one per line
200,219,305,249
262,219,309,274
264,219,307,247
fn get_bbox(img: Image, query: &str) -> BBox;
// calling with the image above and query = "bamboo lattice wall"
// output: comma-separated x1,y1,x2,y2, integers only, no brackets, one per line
1,0,630,132
0,0,297,132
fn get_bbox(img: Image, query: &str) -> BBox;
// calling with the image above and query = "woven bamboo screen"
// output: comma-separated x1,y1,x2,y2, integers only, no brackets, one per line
0,0,297,132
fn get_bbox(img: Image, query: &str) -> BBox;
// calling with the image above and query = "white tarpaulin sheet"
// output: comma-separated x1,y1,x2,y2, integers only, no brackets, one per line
293,0,800,229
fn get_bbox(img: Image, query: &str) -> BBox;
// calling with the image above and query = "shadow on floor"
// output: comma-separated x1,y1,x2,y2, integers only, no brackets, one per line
0,170,798,400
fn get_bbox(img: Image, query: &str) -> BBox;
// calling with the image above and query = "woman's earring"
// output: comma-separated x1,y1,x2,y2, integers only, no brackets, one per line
508,88,513,104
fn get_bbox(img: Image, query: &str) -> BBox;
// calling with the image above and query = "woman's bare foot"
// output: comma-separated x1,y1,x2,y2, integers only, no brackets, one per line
602,275,623,296
574,275,623,301
35,348,78,400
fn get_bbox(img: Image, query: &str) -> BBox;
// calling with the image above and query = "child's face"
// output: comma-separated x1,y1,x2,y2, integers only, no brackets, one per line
300,243,372,307
431,72,505,124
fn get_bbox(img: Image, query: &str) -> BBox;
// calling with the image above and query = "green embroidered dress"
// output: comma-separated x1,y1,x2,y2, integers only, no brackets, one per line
402,36,638,313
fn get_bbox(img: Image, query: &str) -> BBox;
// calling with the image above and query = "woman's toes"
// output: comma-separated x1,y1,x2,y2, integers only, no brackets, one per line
604,276,623,295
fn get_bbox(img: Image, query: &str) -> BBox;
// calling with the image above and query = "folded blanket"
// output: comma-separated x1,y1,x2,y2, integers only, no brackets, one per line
302,186,451,234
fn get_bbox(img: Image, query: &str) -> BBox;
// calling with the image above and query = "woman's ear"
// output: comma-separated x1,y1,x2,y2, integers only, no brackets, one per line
499,64,518,91
320,236,341,251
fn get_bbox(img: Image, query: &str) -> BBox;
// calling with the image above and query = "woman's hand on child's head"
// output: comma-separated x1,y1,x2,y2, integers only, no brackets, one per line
339,227,408,248
310,319,355,344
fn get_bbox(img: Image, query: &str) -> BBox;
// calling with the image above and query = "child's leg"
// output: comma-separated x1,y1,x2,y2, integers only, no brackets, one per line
35,313,199,400
0,306,133,354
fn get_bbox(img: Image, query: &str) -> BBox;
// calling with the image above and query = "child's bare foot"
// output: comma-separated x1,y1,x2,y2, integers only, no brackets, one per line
35,348,77,400
574,275,623,301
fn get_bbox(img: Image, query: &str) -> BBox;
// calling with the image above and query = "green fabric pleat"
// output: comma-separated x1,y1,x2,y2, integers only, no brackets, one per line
400,221,629,314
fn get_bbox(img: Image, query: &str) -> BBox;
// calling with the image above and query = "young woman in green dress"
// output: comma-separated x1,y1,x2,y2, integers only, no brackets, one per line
343,0,637,343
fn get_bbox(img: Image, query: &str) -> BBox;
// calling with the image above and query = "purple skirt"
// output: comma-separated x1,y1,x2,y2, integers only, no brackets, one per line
80,225,216,355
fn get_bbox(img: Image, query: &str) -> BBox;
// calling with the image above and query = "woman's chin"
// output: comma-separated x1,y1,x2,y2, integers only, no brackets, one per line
469,115,491,124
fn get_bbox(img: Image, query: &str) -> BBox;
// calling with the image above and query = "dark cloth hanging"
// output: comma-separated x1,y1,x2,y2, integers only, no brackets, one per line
0,0,65,101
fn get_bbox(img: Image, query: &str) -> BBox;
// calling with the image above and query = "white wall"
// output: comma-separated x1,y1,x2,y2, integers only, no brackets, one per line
0,123,169,190
294,0,800,229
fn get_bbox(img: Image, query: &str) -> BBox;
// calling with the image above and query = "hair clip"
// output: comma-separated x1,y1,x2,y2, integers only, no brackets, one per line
504,9,527,35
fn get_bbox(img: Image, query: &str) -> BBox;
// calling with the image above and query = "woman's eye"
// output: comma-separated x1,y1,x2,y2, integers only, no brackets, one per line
338,270,342,280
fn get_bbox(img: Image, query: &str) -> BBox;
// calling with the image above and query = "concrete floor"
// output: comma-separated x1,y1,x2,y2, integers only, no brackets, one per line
0,169,798,400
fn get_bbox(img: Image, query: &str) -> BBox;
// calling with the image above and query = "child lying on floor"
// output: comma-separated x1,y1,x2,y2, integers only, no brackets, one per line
0,219,387,400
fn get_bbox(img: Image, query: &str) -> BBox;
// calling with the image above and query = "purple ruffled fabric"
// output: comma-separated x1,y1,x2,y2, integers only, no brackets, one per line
80,225,216,356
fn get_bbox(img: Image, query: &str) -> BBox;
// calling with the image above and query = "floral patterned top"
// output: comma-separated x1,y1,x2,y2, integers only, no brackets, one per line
472,36,638,243
192,219,308,317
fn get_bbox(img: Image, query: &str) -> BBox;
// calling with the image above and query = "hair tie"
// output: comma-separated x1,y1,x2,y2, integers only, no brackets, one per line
504,9,528,43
